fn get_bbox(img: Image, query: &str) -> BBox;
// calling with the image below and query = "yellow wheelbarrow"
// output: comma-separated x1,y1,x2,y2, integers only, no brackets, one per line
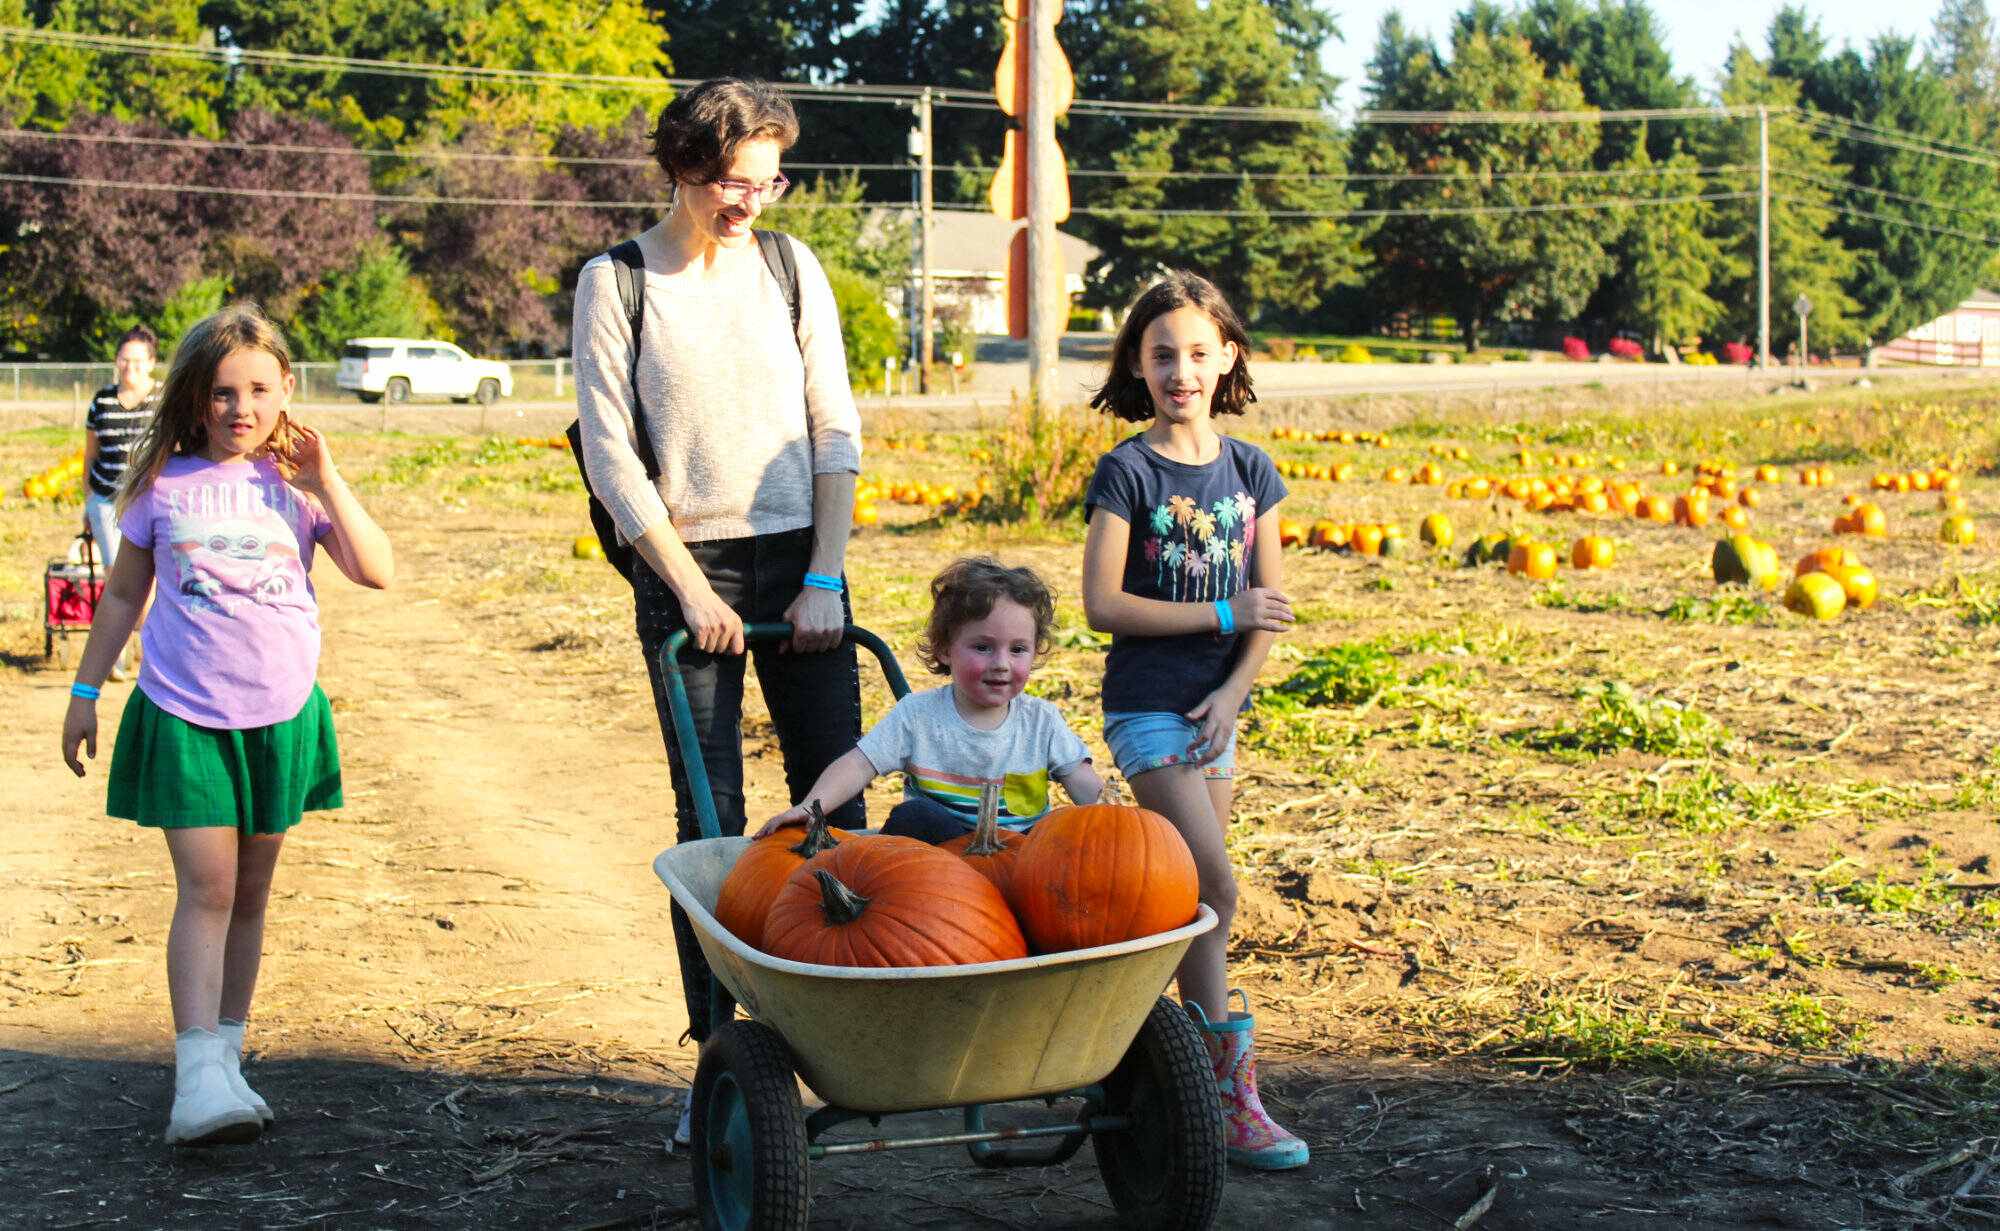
652,623,1225,1231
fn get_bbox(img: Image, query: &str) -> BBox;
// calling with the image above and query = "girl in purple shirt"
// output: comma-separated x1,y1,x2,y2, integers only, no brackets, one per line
61,306,394,1149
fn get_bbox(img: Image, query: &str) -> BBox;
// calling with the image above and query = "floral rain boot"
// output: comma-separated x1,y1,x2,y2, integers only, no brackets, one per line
217,1019,274,1125
1188,990,1309,1170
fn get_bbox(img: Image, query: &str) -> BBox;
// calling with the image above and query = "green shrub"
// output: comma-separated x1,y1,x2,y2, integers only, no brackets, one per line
826,264,900,387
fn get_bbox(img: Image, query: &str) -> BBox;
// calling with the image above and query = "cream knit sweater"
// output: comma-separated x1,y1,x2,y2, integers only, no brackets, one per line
572,231,861,546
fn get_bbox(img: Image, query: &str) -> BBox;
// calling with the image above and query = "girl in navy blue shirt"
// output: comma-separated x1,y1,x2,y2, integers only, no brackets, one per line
1081,271,1305,1171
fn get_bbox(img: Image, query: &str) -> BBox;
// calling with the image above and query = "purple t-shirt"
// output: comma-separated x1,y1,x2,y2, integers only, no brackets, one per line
121,456,332,729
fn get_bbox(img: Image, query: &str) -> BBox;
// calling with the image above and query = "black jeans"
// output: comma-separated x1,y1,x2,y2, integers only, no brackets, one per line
634,527,864,1041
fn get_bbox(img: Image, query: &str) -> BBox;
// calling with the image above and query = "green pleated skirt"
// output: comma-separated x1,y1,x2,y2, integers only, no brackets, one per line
106,685,343,833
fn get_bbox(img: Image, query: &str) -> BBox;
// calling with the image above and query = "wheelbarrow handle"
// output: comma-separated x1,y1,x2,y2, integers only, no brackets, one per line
658,623,911,841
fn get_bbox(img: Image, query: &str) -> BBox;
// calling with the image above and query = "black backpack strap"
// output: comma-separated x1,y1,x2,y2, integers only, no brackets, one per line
605,238,658,480
754,229,802,345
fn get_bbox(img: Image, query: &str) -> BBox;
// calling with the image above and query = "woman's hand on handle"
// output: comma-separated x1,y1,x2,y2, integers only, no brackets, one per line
1227,586,1294,633
62,699,96,777
782,585,844,653
679,577,745,656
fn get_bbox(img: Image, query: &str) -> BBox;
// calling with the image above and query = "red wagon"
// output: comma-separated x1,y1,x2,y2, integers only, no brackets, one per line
43,529,104,661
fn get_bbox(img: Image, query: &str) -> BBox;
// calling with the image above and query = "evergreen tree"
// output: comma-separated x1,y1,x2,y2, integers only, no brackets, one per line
1060,0,1364,320
1519,0,1691,164
1358,15,1611,351
1695,45,1859,352
1614,146,1727,353
1930,0,2000,141
1788,35,2000,341
643,0,860,83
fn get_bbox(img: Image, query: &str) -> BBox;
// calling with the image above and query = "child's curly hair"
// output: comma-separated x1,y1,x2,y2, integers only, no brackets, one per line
916,557,1057,675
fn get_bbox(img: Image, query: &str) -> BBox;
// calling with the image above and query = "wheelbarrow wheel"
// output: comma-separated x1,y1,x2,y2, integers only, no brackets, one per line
692,1019,809,1231
1091,996,1227,1231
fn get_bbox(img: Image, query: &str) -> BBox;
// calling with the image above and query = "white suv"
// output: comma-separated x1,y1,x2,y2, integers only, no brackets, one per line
336,338,514,406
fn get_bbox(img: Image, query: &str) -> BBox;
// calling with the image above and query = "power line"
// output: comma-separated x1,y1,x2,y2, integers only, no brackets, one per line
937,191,1753,219
1772,190,2000,245
1773,165,2000,226
0,169,660,209
1780,112,2000,173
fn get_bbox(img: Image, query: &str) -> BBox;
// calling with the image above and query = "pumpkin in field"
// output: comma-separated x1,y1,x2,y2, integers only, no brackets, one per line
1795,546,1862,579
1008,803,1199,953
714,802,853,950
1941,514,1976,545
1672,492,1710,527
1571,535,1614,570
1419,512,1454,550
763,835,1028,967
1711,534,1778,589
1819,560,1877,610
1784,572,1846,621
1737,487,1761,508
1351,523,1386,556
1278,519,1306,548
941,785,1027,899
571,536,605,561
1506,540,1559,579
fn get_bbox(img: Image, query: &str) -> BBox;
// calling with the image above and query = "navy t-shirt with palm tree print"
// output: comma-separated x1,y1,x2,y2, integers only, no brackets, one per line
1083,433,1287,716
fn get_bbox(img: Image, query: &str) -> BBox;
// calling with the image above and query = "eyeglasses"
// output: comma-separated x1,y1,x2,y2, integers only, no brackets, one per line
710,174,790,205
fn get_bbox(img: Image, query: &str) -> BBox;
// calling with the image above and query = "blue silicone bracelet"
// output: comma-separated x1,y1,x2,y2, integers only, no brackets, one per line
802,572,845,593
1214,599,1235,635
70,682,101,700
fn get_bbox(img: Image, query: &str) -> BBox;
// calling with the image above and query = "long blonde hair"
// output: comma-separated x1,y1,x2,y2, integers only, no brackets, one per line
115,305,298,517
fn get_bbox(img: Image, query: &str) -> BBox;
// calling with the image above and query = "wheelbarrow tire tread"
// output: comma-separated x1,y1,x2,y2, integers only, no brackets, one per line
1091,996,1227,1231
692,1019,809,1231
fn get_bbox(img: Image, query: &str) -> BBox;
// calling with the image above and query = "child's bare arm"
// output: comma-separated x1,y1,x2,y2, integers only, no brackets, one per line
281,425,393,589
62,547,155,777
1082,509,1291,636
1186,507,1289,762
1057,760,1104,806
754,747,876,837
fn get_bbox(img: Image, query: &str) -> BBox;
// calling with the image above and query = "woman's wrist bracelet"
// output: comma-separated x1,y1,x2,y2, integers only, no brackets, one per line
70,682,101,701
802,572,845,593
1214,599,1235,635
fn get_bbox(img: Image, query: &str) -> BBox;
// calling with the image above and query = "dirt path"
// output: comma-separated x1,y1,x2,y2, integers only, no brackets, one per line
3,472,1995,1228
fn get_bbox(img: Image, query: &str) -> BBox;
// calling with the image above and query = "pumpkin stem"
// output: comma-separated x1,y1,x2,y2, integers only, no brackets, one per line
813,869,871,925
961,782,1009,856
788,799,843,859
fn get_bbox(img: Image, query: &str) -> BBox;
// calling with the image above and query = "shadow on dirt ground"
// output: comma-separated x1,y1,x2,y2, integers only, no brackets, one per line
7,1039,1991,1230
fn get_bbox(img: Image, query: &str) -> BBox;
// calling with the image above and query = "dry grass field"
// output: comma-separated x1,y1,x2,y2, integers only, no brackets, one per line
2,377,1998,1229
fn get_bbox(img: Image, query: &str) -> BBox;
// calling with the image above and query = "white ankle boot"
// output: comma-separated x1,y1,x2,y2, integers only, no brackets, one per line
166,1027,262,1147
217,1019,274,1125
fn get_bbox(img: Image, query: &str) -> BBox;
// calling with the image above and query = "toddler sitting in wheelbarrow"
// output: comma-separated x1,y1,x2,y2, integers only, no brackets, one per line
757,557,1102,841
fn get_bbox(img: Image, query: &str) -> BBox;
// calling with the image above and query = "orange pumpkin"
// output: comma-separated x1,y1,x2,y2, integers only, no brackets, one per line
1721,504,1750,530
1507,540,1560,579
1009,803,1199,953
1819,560,1877,610
1795,547,1862,579
1277,519,1306,548
940,787,1028,899
1570,535,1615,569
763,835,1028,967
1737,487,1761,508
1351,523,1386,556
1672,492,1710,527
714,803,852,949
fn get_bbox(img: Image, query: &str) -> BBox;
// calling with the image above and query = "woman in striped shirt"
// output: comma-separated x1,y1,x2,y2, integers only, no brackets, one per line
85,325,160,677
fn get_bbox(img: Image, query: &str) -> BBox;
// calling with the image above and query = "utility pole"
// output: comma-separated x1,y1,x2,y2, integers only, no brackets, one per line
909,90,935,394
1026,0,1063,414
1757,105,1771,370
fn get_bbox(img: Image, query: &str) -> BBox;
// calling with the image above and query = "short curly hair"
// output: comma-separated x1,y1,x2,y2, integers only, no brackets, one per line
650,77,799,185
1090,270,1256,423
916,557,1058,676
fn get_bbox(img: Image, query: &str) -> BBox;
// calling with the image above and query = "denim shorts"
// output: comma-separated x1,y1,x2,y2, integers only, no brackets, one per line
1103,711,1236,781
